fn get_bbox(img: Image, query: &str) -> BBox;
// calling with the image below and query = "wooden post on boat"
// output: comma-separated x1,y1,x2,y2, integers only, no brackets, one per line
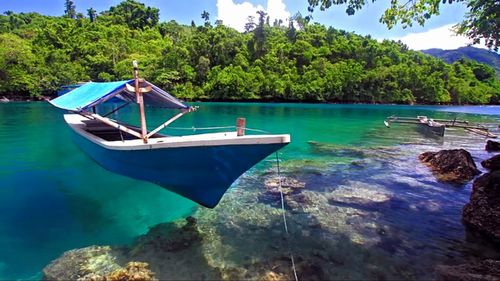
133,60,148,143
236,117,246,136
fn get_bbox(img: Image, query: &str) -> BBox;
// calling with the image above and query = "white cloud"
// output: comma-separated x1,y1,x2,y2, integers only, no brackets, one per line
217,0,291,32
391,24,486,50
266,0,291,27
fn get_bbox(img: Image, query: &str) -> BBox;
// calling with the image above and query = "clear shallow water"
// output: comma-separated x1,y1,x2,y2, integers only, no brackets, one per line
0,102,499,279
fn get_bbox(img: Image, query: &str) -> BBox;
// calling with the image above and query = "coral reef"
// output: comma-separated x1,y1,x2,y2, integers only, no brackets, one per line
419,149,480,183
106,262,155,281
43,246,124,281
260,176,306,206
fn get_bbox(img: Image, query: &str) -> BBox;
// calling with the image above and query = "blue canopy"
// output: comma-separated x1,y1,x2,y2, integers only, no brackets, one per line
50,80,189,111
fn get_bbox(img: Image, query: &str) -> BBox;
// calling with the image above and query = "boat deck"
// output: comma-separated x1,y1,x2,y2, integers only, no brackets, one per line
82,119,165,141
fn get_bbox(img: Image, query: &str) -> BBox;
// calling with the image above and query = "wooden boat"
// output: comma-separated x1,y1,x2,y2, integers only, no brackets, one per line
384,116,445,137
384,115,497,138
49,62,290,208
417,116,445,137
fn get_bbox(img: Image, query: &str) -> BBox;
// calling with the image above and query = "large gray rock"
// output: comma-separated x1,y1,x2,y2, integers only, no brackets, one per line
419,149,480,184
482,154,500,171
436,259,500,281
462,170,500,243
486,140,500,152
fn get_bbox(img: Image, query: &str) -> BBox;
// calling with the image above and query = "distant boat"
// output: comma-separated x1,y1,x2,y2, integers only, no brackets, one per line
384,116,445,137
415,116,446,137
384,115,496,138
49,62,290,208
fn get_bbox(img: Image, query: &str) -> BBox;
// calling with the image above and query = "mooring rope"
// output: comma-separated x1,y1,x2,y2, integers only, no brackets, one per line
275,152,299,281
164,125,235,131
164,125,272,134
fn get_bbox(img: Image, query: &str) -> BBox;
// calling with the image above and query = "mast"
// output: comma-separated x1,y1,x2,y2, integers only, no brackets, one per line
133,60,148,143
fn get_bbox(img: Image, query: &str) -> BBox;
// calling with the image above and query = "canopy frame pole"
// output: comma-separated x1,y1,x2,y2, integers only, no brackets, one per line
146,107,197,138
87,113,143,139
133,60,148,144
103,101,130,117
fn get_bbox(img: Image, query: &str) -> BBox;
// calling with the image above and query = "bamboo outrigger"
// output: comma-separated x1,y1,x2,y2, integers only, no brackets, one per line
384,115,497,138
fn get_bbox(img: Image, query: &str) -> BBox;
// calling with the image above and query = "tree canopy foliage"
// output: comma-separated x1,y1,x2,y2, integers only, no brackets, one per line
0,0,498,104
307,0,500,51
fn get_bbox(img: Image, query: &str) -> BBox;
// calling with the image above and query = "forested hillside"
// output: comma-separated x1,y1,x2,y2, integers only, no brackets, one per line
422,47,500,78
0,0,499,104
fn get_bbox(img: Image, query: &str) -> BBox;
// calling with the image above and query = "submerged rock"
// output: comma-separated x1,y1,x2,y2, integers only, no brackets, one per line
482,154,500,171
260,176,306,207
462,170,500,243
486,140,500,152
44,217,221,280
284,190,321,211
42,246,125,281
264,177,306,196
419,149,480,183
435,259,500,281
130,217,201,254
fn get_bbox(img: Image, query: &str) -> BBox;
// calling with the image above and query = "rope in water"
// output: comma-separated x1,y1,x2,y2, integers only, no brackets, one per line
165,126,235,131
156,124,296,277
164,125,272,134
275,152,299,281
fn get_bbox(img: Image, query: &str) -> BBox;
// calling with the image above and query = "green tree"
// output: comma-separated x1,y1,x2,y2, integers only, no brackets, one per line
87,8,97,22
0,34,41,95
244,16,256,32
455,0,499,51
201,10,210,27
0,4,497,104
103,0,159,29
307,0,500,50
64,0,76,19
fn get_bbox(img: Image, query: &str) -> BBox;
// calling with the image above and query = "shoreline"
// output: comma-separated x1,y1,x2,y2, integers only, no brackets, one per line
2,95,500,106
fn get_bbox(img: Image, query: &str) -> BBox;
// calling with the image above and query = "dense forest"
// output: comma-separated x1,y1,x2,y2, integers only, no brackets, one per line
0,0,498,104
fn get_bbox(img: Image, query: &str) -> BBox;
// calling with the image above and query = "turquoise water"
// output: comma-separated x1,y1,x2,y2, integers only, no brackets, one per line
0,102,499,279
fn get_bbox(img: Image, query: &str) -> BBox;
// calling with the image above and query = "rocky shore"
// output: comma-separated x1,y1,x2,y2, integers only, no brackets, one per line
421,141,500,280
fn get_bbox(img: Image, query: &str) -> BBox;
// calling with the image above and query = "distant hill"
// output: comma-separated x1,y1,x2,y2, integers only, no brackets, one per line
421,46,500,77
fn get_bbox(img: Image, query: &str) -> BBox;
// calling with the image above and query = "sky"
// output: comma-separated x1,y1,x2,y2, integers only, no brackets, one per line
1,0,481,50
